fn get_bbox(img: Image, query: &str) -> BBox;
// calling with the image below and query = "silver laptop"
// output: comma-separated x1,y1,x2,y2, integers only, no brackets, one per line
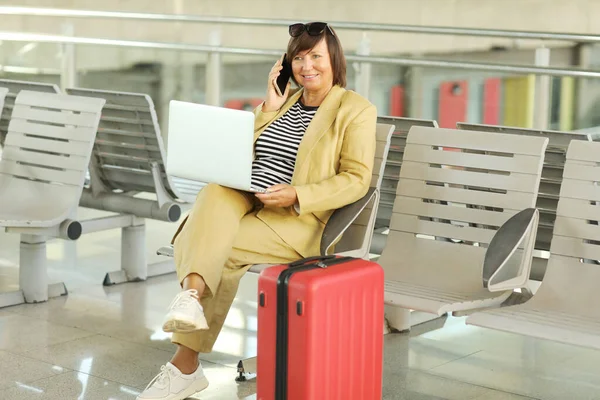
166,100,267,193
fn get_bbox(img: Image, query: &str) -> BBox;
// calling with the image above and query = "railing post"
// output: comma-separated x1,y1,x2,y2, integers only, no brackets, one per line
407,66,424,118
354,32,372,100
533,46,551,130
60,23,76,90
205,29,222,106
575,43,598,130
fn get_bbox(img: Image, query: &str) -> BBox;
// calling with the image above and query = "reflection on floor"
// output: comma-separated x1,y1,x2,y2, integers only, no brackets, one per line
1,208,599,399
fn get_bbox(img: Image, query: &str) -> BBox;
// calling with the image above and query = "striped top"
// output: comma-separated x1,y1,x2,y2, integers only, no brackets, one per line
251,100,318,190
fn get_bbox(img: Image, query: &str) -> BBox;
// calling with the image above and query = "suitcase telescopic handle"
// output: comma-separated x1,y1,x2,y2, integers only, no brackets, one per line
289,255,335,268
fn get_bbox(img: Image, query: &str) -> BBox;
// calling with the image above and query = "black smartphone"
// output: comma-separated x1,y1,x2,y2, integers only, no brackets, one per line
274,54,293,97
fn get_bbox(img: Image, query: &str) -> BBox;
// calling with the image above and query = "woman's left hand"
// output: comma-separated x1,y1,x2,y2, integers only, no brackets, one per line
255,184,298,208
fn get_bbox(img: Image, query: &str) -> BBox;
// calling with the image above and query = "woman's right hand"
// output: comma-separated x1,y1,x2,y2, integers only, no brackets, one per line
262,56,291,113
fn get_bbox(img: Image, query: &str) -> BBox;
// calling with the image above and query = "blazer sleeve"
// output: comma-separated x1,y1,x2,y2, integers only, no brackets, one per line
293,104,377,215
253,88,302,131
253,103,279,131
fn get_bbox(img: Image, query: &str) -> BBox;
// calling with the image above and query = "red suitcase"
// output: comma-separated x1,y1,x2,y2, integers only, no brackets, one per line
257,255,384,400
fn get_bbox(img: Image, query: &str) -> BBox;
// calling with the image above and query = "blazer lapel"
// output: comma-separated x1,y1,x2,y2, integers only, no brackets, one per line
292,86,345,184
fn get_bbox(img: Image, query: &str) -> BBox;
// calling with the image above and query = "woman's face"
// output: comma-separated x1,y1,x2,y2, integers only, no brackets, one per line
291,38,334,92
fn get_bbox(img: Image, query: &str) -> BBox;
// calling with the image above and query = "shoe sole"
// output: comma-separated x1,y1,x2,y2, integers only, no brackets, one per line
138,375,209,400
163,316,209,333
177,375,209,400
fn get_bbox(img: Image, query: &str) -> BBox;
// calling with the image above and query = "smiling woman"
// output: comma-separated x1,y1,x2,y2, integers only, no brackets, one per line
262,22,346,112
137,21,377,400
251,22,350,202
286,22,346,101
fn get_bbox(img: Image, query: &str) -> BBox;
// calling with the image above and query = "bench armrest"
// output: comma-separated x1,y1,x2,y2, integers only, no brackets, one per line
157,245,174,257
320,187,378,256
483,208,539,292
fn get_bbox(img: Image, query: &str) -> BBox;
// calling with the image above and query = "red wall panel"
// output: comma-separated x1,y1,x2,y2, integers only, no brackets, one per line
438,80,468,128
483,78,501,125
389,85,404,117
224,98,263,110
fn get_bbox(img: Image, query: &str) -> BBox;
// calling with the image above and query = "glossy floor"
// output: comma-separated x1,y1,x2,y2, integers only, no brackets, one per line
1,208,599,399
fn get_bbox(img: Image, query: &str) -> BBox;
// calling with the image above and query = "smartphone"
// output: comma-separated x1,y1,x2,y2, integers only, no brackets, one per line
274,54,293,97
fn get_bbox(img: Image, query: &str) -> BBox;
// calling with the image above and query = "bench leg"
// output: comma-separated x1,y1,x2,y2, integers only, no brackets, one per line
122,224,148,281
385,305,444,332
103,223,176,286
0,235,68,308
385,306,411,332
104,224,147,285
20,235,49,303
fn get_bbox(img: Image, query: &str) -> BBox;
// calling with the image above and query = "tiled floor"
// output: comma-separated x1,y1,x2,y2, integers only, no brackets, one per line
1,208,600,399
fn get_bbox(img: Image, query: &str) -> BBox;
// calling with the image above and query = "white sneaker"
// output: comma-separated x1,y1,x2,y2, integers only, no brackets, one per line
137,362,209,400
163,289,209,333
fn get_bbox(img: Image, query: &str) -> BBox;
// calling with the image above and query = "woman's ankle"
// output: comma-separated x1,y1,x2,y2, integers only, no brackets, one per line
171,345,200,375
182,273,207,300
170,356,199,375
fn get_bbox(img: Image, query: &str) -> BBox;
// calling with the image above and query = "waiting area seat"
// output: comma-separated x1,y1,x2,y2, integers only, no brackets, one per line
466,140,600,349
371,116,438,254
65,87,202,207
381,126,548,330
0,81,202,294
0,79,61,147
457,122,600,256
64,88,206,285
0,90,105,307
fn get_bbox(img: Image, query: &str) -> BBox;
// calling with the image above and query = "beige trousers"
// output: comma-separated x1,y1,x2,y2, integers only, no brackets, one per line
172,184,301,353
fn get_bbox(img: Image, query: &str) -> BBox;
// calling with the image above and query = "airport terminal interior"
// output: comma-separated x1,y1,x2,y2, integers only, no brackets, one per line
1,1,600,399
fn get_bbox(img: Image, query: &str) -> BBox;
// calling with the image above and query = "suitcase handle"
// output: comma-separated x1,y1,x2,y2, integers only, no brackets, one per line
289,255,335,268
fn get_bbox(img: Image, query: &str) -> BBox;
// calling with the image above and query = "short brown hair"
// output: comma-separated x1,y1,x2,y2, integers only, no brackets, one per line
286,25,347,88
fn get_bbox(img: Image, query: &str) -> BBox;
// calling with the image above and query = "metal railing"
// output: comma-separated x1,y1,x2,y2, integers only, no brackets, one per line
2,6,600,43
1,32,599,78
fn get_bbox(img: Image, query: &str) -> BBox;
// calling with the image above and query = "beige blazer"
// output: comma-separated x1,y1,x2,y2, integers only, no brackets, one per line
252,85,377,257
171,85,376,258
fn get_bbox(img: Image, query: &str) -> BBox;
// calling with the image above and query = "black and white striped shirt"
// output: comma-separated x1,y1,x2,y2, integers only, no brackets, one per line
251,100,318,190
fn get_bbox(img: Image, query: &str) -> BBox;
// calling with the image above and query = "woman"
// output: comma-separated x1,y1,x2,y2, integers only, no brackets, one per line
138,22,376,400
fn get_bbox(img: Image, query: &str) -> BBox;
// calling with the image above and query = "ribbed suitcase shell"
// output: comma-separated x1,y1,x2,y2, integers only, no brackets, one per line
257,257,384,400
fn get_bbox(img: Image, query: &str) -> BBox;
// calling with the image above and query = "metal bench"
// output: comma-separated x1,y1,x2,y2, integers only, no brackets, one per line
381,126,547,331
467,140,600,350
0,91,105,307
371,116,438,254
365,117,442,329
65,87,204,286
457,122,600,280
66,87,203,205
0,79,61,148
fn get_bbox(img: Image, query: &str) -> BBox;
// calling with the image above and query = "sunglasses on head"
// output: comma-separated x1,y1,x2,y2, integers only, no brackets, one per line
289,22,335,37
